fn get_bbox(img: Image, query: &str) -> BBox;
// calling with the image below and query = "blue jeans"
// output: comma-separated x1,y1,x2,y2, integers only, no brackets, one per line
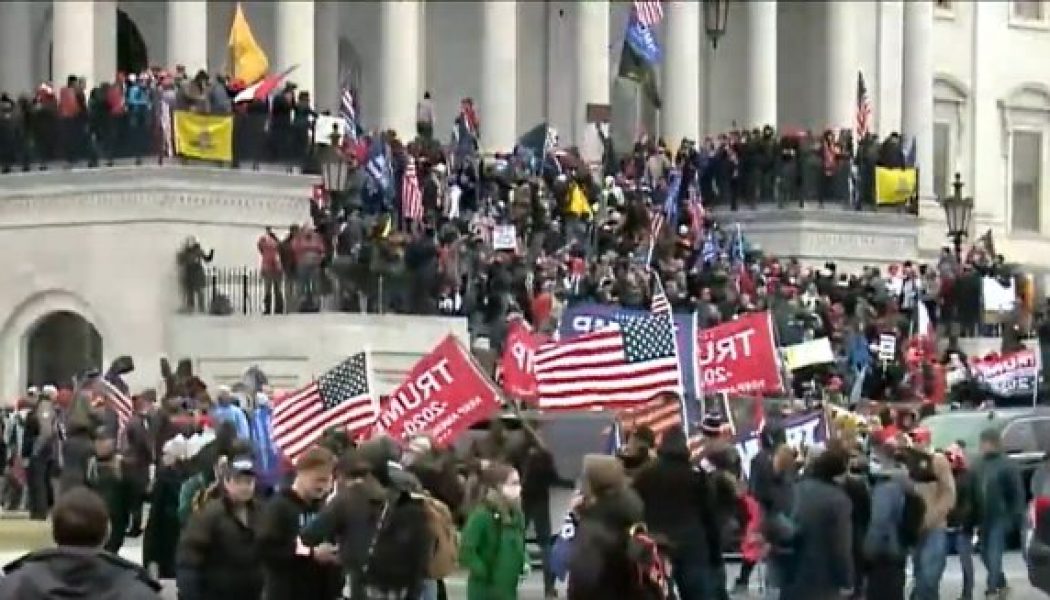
980,519,1009,593
910,528,948,600
950,529,975,599
419,579,438,600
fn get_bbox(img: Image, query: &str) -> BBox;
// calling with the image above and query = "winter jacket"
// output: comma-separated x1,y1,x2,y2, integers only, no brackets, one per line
864,469,909,560
257,233,282,275
299,477,388,572
947,466,975,532
175,496,264,600
257,488,343,600
632,452,721,565
566,487,647,600
209,403,250,441
459,497,528,600
249,404,279,492
913,451,956,532
0,546,161,600
780,476,853,600
972,451,1024,528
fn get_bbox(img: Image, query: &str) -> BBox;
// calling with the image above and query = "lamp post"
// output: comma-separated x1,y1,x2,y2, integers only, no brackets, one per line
702,0,729,135
321,132,351,215
938,172,974,260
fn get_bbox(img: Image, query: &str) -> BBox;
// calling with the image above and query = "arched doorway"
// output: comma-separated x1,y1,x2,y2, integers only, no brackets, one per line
26,311,103,389
117,9,148,75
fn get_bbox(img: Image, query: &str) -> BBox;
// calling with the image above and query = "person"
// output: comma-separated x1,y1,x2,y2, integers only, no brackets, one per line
780,448,854,600
123,394,156,538
459,463,528,600
567,454,647,600
971,428,1024,600
909,426,956,600
257,446,343,600
738,423,785,593
863,440,913,600
175,455,264,600
632,425,722,600
88,426,128,554
0,486,162,599
143,435,190,580
944,443,975,600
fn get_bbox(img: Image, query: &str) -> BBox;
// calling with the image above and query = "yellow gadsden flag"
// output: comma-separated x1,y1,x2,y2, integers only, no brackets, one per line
875,166,918,205
174,111,233,162
228,3,268,85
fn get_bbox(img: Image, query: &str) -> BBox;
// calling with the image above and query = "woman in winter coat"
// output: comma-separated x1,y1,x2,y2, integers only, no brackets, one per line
459,463,528,600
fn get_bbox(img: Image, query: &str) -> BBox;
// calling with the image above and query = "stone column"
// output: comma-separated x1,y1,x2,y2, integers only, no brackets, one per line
314,1,339,113
481,1,518,153
826,2,857,130
574,0,609,163
745,1,778,128
276,0,316,99
0,2,32,93
378,1,421,136
52,1,96,86
93,1,117,84
167,0,209,73
902,0,934,202
662,1,701,145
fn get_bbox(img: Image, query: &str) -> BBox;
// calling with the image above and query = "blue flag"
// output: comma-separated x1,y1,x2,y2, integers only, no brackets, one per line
664,170,681,224
365,138,392,192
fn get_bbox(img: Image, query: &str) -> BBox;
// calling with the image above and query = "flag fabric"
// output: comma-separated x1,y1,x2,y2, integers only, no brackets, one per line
633,0,665,27
234,64,297,103
340,87,359,146
401,156,424,221
731,223,746,265
687,185,705,243
460,98,479,139
650,273,672,317
618,14,663,109
272,352,378,462
228,3,269,85
663,170,681,224
98,379,134,431
616,395,685,445
173,110,234,162
365,137,393,192
875,166,918,205
535,314,682,410
855,71,871,141
701,230,720,265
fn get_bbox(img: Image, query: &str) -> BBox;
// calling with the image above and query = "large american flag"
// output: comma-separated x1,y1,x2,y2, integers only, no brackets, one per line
650,273,672,316
272,352,377,462
535,314,682,410
401,156,424,221
340,86,358,146
633,0,664,27
855,71,872,140
98,379,133,430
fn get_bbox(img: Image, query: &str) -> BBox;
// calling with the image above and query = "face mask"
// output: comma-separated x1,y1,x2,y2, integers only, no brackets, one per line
501,482,522,502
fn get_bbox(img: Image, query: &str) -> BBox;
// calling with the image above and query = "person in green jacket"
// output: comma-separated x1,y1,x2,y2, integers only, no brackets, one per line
459,463,529,600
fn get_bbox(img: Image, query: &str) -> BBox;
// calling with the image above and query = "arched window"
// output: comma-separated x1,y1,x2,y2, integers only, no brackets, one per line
1000,83,1050,234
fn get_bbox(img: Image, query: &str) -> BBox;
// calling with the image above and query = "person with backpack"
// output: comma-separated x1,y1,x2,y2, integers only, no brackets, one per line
971,428,1024,600
632,426,722,600
175,454,264,600
257,446,343,600
459,463,528,600
863,440,919,600
908,426,956,600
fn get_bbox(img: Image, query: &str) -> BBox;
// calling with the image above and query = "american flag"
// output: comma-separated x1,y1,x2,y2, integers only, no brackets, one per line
340,86,358,146
615,395,686,445
535,314,682,410
98,379,133,430
460,97,479,138
855,71,871,140
401,156,424,221
633,0,664,28
650,273,672,317
272,352,378,462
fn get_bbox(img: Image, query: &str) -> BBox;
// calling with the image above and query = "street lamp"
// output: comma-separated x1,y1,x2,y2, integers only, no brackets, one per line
702,0,729,136
938,172,974,259
321,133,351,214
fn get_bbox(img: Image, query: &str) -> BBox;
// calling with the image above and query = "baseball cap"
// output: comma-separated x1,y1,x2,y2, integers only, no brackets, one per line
228,457,256,477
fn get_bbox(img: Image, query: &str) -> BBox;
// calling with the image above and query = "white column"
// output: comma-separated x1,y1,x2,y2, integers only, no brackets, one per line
902,0,935,203
481,1,518,154
52,1,96,86
93,1,117,84
314,1,340,113
276,1,316,100
745,1,778,128
0,2,32,94
167,0,209,73
662,1,701,145
378,1,420,136
826,2,857,130
574,0,609,163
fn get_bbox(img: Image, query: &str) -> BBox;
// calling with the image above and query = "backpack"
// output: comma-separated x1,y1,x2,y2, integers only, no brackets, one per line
625,523,673,600
421,495,459,578
364,492,432,592
899,487,926,548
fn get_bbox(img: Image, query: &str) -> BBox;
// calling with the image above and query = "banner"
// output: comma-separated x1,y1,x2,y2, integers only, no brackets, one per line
737,411,827,479
559,303,696,406
499,320,545,401
174,111,234,162
781,338,835,371
971,348,1039,398
875,167,918,205
695,312,783,396
372,335,501,446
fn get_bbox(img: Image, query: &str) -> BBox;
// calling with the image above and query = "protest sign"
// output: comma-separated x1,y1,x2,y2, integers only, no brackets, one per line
781,338,835,370
373,335,501,446
878,334,896,363
695,312,783,396
492,225,517,251
737,411,827,479
499,319,545,401
971,348,1039,398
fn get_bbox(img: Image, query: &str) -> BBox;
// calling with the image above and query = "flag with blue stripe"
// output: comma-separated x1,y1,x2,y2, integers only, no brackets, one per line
663,170,681,225
365,138,392,192
701,230,720,265
731,223,746,265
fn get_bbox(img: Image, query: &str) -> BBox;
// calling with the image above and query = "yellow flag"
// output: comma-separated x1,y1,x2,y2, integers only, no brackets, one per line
228,3,269,84
567,183,592,217
174,111,234,162
875,167,918,205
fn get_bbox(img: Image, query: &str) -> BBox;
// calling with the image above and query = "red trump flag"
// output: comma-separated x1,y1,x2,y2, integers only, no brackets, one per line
695,311,783,396
499,319,546,402
373,335,502,446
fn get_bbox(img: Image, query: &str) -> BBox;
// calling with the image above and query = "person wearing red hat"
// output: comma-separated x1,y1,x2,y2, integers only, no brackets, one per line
908,422,956,600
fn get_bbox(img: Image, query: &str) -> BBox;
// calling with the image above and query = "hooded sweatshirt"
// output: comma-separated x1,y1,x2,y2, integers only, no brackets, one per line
0,546,161,600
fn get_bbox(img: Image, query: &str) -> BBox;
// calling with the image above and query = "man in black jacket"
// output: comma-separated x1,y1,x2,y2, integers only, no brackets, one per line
258,446,342,600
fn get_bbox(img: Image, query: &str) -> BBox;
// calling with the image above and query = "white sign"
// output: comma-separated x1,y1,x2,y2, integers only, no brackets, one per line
492,225,517,251
314,115,345,145
878,334,896,363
